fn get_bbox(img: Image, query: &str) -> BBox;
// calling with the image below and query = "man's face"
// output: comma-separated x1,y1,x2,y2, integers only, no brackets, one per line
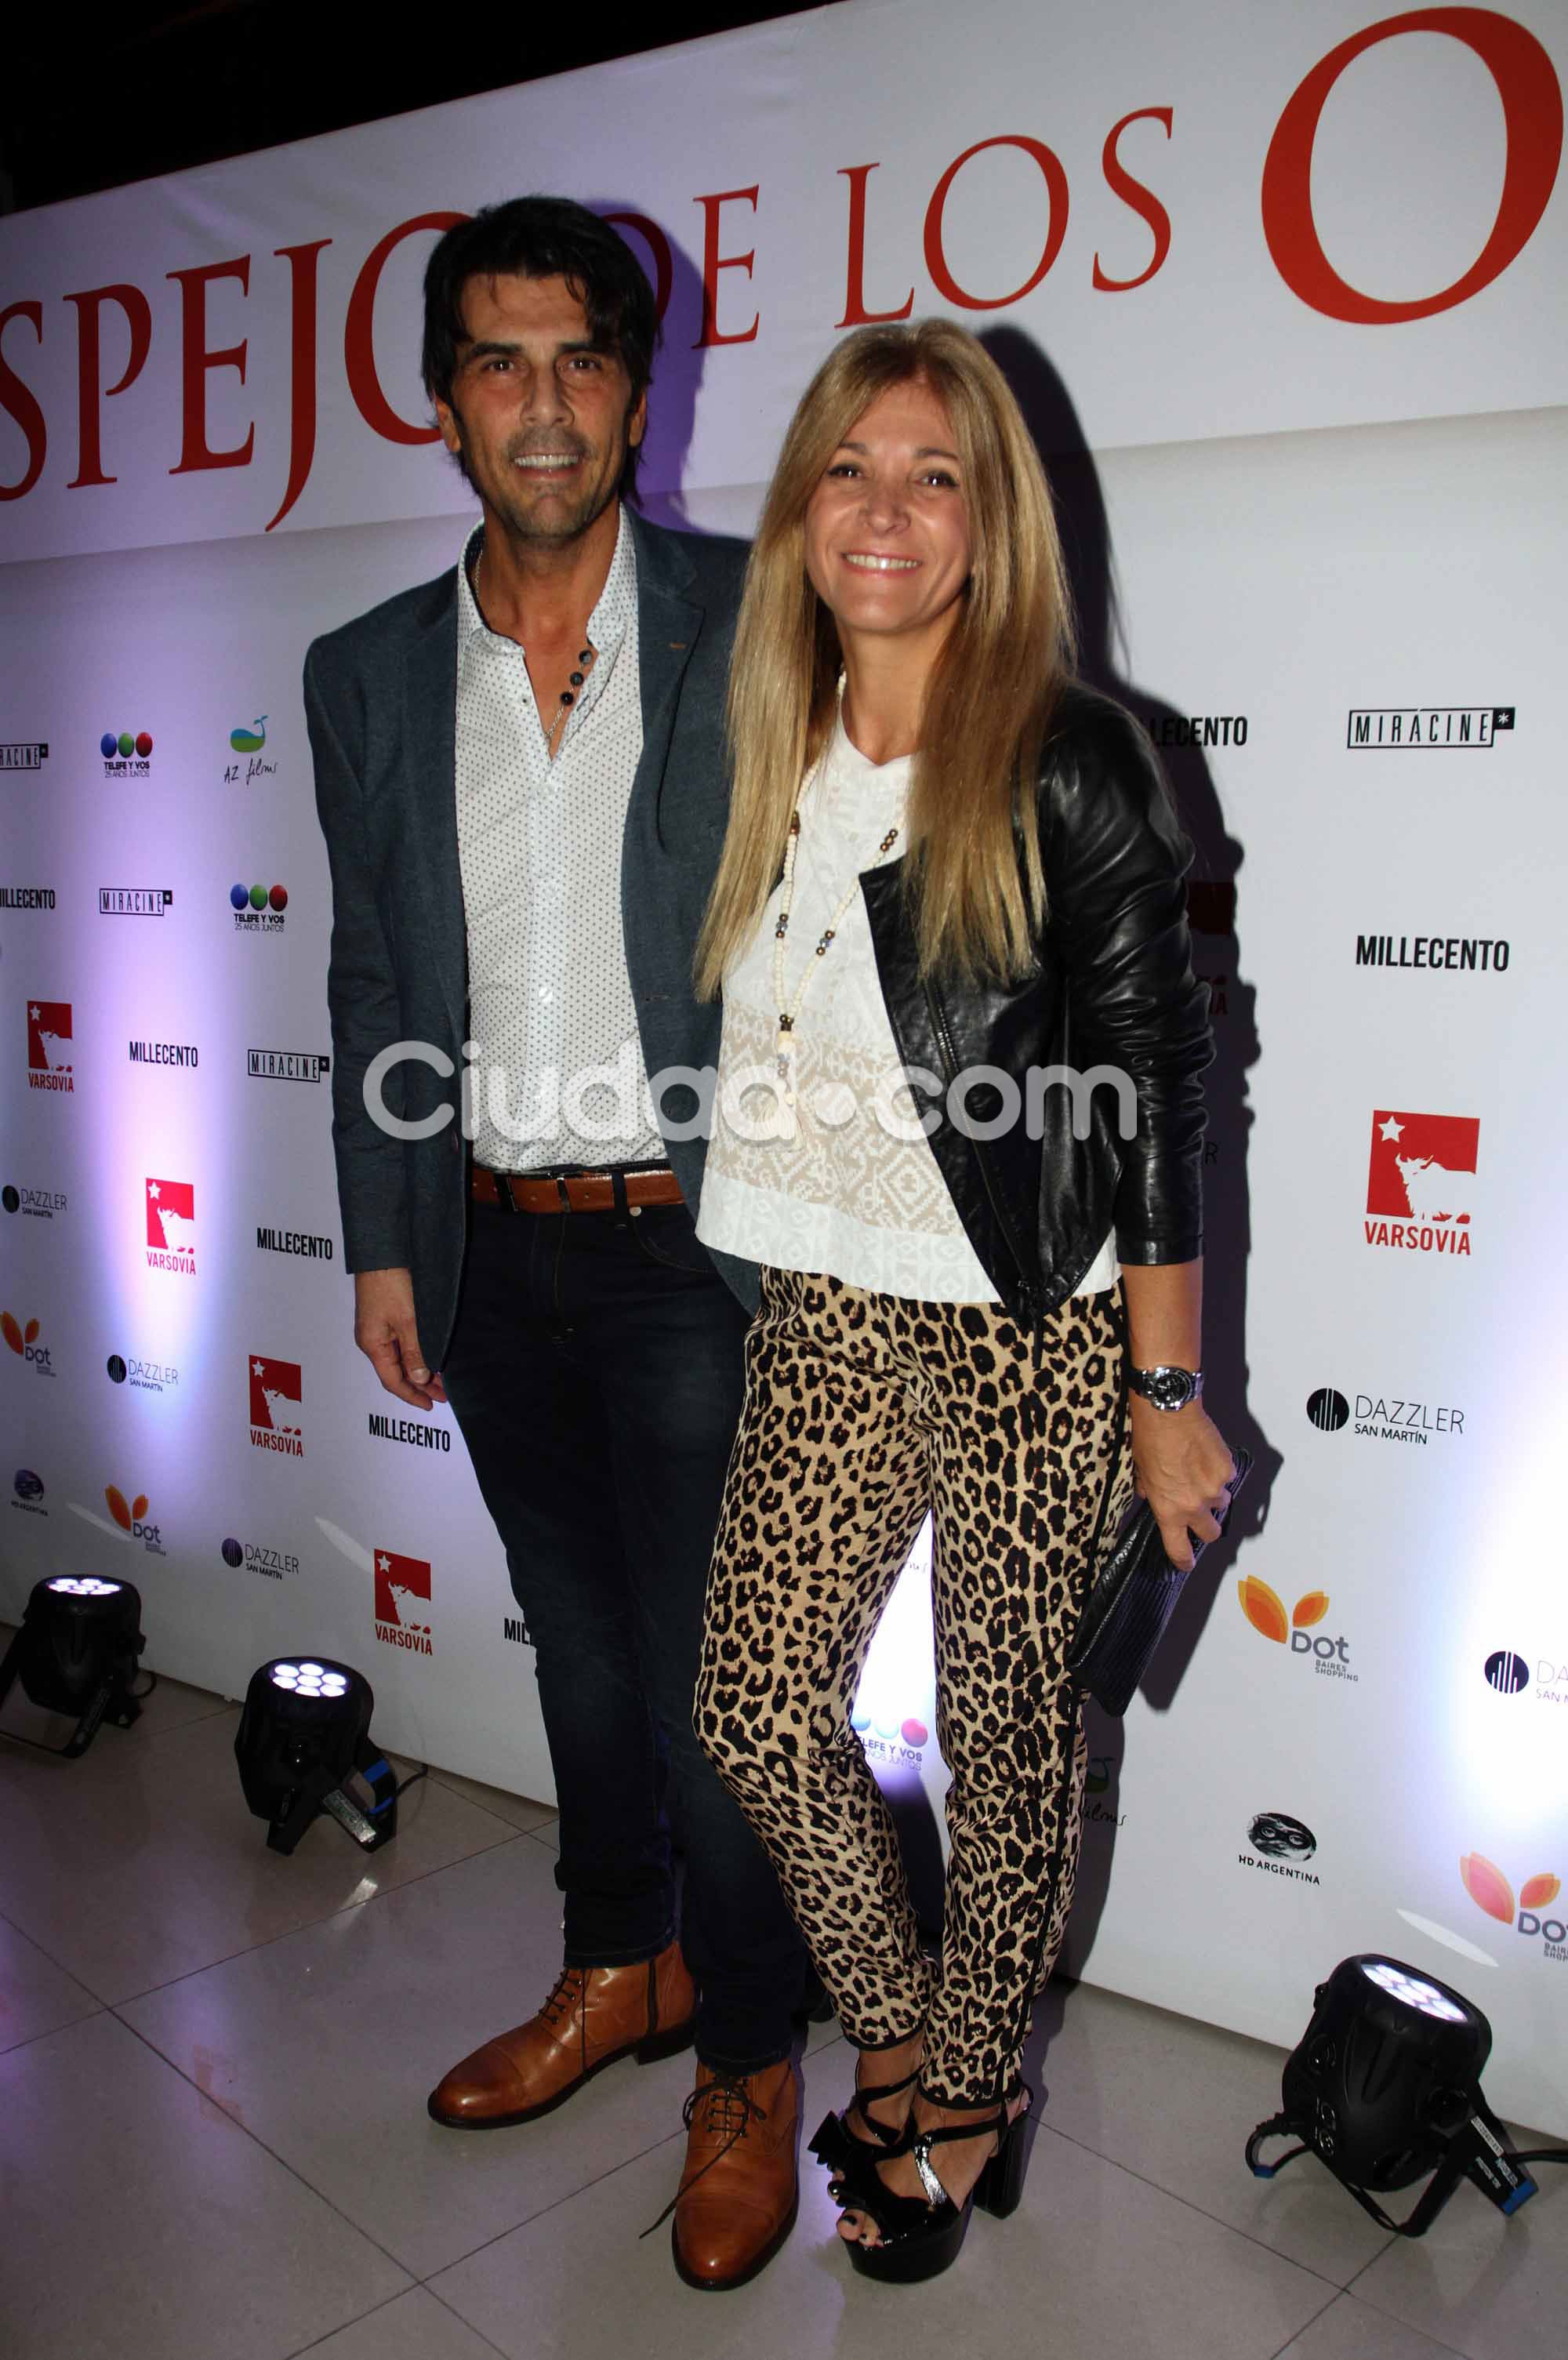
434,272,645,548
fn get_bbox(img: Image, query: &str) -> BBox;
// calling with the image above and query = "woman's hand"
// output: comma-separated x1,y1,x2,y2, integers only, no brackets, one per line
1130,1397,1237,1572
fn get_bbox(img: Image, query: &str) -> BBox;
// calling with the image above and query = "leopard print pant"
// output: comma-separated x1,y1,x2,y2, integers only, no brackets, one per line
695,1265,1133,2107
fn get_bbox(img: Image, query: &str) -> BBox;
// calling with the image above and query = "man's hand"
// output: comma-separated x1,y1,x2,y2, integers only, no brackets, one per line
1130,1397,1236,1572
353,1267,446,1410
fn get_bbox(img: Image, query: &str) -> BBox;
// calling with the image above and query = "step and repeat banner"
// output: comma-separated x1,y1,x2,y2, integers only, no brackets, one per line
2,1,1564,2133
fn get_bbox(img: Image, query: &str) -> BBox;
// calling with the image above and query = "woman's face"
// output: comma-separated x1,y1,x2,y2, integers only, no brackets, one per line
803,378,972,658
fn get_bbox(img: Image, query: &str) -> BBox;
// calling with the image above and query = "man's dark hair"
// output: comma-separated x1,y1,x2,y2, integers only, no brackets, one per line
423,197,660,502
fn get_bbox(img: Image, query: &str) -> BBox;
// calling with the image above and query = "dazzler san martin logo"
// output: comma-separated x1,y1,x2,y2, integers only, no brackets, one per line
1483,1650,1530,1695
1305,1383,1463,1447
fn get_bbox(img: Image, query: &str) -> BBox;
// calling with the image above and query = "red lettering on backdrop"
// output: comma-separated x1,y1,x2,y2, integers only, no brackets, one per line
1093,109,1174,292
345,212,467,444
0,301,45,502
64,285,153,488
167,256,256,473
837,165,916,326
266,240,333,532
601,212,673,322
1262,7,1563,323
693,188,760,347
924,136,1069,310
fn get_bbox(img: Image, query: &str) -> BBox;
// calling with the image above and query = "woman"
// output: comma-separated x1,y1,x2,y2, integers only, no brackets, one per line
691,320,1234,2282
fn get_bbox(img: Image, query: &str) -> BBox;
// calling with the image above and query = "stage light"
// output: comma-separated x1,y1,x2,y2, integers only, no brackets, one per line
0,1575,147,1757
1248,1954,1563,2235
234,1657,401,1854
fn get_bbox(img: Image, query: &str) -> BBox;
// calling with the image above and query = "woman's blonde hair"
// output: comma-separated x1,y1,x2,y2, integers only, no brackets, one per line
695,319,1076,1000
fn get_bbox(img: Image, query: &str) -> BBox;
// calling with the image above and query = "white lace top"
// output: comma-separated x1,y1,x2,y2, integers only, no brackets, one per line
697,713,1117,1303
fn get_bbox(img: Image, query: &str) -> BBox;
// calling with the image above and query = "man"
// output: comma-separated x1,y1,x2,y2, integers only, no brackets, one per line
304,198,809,2291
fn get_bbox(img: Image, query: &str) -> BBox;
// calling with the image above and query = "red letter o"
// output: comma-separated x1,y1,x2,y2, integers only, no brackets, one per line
1262,7,1563,323
924,136,1069,311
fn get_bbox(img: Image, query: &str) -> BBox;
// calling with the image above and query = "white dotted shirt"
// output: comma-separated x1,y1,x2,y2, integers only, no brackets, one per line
697,710,1116,1302
455,511,666,1174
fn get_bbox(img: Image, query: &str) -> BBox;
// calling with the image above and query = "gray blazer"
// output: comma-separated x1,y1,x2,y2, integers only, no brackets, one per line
303,507,760,1370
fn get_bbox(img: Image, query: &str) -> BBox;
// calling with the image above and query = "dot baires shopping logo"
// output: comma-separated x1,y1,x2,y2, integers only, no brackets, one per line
2,1313,52,1375
1460,1854,1565,1961
1237,1578,1356,1682
106,1483,164,1554
100,729,153,777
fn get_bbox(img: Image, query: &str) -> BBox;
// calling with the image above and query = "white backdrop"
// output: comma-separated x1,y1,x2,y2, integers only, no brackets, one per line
2,0,1565,2137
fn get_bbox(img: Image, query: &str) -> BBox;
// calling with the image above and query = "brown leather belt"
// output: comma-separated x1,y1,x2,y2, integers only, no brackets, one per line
470,1164,684,1215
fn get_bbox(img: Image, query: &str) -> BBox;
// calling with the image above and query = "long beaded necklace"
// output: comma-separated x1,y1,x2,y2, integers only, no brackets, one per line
771,725,900,1106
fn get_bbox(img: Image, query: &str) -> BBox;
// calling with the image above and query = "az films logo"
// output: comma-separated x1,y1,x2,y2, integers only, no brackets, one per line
1461,1854,1566,1961
1238,1577,1357,1682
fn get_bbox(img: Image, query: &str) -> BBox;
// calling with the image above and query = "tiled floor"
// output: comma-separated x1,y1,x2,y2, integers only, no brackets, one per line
1,1657,1561,2359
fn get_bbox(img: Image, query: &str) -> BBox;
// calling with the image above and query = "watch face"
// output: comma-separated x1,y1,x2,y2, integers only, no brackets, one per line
1142,1366,1195,1411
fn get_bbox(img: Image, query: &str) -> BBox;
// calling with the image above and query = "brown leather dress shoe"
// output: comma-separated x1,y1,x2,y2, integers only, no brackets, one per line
672,2057,801,2290
427,1938,696,2128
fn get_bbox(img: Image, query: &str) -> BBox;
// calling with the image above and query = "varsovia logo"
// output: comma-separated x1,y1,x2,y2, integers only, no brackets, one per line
1238,1578,1356,1682
101,730,153,777
1460,1854,1565,1962
230,880,288,933
2,1313,53,1376
106,1483,164,1555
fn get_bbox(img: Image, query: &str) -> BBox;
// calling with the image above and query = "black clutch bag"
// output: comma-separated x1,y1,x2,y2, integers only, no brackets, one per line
1067,1447,1253,1716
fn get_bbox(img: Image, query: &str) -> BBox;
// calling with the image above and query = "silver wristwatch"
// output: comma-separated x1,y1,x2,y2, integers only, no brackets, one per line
1127,1363,1204,1412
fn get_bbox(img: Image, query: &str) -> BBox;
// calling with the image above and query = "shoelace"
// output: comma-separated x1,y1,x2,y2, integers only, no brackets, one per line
638,2076,767,2238
539,1966,588,2032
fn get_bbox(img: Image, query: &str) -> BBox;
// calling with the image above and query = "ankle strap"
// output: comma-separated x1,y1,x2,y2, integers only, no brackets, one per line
854,2062,920,2101
913,2108,1008,2151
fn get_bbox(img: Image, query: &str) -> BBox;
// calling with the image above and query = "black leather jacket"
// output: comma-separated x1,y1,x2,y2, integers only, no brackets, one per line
861,684,1212,1325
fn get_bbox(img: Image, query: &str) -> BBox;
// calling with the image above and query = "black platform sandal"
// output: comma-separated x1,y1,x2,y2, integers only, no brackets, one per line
808,2061,920,2201
840,2088,1036,2285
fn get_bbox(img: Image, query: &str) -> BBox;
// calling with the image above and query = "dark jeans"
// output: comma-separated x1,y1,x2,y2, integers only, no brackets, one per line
441,1194,807,2075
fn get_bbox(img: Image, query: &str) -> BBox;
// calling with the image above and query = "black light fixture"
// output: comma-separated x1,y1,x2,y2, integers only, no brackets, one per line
1248,1955,1563,2235
0,1575,147,1757
234,1657,402,1854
